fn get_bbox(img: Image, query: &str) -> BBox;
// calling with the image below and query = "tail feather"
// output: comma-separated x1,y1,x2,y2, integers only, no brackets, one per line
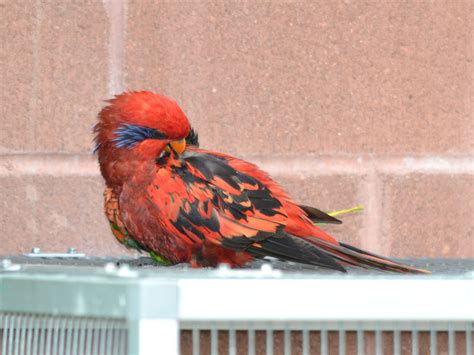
248,232,346,272
299,205,342,224
303,238,429,274
247,232,429,274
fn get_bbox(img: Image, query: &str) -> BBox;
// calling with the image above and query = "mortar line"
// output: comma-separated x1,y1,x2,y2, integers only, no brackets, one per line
102,0,126,96
25,0,44,243
29,0,42,148
0,154,473,176
252,156,474,175
364,167,383,254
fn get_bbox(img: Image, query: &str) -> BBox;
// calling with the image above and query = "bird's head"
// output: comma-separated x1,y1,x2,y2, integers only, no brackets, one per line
94,91,192,186
95,91,191,158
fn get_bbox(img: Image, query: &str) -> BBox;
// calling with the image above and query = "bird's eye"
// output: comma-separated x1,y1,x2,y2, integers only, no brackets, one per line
158,149,169,159
151,129,167,140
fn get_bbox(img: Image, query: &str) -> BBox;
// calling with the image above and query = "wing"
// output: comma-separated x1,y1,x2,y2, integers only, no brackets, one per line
148,150,344,270
150,151,288,249
104,187,145,251
183,130,340,226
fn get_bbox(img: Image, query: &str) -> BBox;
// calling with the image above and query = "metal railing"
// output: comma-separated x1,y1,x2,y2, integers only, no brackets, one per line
1,313,127,355
0,258,473,355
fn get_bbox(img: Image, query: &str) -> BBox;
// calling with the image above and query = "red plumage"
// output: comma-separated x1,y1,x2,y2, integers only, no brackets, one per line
95,91,427,273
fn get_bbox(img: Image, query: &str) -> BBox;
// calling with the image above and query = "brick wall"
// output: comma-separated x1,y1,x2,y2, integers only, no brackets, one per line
1,1,473,258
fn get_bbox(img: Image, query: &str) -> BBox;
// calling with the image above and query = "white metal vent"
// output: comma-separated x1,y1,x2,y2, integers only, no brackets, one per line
0,257,472,354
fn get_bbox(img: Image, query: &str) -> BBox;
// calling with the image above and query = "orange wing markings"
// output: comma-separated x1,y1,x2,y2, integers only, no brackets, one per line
217,207,282,235
145,150,338,260
141,150,340,263
212,151,339,244
144,152,293,253
147,173,221,247
103,187,128,242
216,214,264,238
211,176,242,195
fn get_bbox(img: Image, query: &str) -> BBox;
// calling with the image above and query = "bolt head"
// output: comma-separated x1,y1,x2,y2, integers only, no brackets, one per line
260,263,273,273
2,259,12,268
218,263,231,271
1,259,20,271
104,262,117,273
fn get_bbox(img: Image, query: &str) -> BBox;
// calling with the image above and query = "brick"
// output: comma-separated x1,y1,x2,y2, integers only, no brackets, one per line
125,1,472,156
125,1,214,148
0,174,135,257
0,1,108,153
274,173,366,247
380,174,474,258
0,1,35,153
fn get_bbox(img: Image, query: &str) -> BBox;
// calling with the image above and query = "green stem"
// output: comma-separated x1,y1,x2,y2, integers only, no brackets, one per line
327,205,364,217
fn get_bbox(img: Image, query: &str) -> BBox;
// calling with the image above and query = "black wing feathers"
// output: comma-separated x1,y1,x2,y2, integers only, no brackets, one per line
175,151,348,272
248,232,346,272
300,205,342,224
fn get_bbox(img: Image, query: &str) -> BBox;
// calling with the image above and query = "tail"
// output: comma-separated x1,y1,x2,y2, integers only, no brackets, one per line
247,231,429,273
303,237,430,274
248,232,347,272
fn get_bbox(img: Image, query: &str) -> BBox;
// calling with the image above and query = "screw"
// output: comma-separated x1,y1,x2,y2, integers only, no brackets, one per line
1,259,21,271
104,262,117,273
67,248,76,254
259,262,282,277
216,263,232,276
218,263,231,271
31,247,41,254
116,264,137,277
119,264,130,272
260,263,273,273
2,259,12,268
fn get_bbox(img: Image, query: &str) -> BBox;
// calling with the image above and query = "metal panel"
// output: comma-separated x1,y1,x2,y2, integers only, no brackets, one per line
467,322,472,355
210,327,218,355
394,330,401,355
283,328,290,355
228,328,236,355
192,328,199,355
178,278,474,321
265,328,273,355
182,322,473,355
412,329,419,355
375,329,382,355
321,327,328,355
1,259,473,355
448,324,455,355
302,329,309,355
248,328,255,355
357,329,364,355
0,313,127,355
338,327,346,355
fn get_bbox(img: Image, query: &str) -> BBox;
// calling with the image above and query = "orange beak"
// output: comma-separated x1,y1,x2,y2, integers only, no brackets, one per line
165,139,186,155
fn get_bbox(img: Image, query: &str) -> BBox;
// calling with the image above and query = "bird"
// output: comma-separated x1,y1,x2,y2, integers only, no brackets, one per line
94,91,427,273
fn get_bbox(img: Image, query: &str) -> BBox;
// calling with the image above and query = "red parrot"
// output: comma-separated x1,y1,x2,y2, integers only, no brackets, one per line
94,91,426,273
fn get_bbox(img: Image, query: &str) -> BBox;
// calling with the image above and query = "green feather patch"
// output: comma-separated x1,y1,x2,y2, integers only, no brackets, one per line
149,251,172,266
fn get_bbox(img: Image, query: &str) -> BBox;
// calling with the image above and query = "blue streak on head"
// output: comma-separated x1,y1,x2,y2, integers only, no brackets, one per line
112,124,166,149
93,142,101,154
